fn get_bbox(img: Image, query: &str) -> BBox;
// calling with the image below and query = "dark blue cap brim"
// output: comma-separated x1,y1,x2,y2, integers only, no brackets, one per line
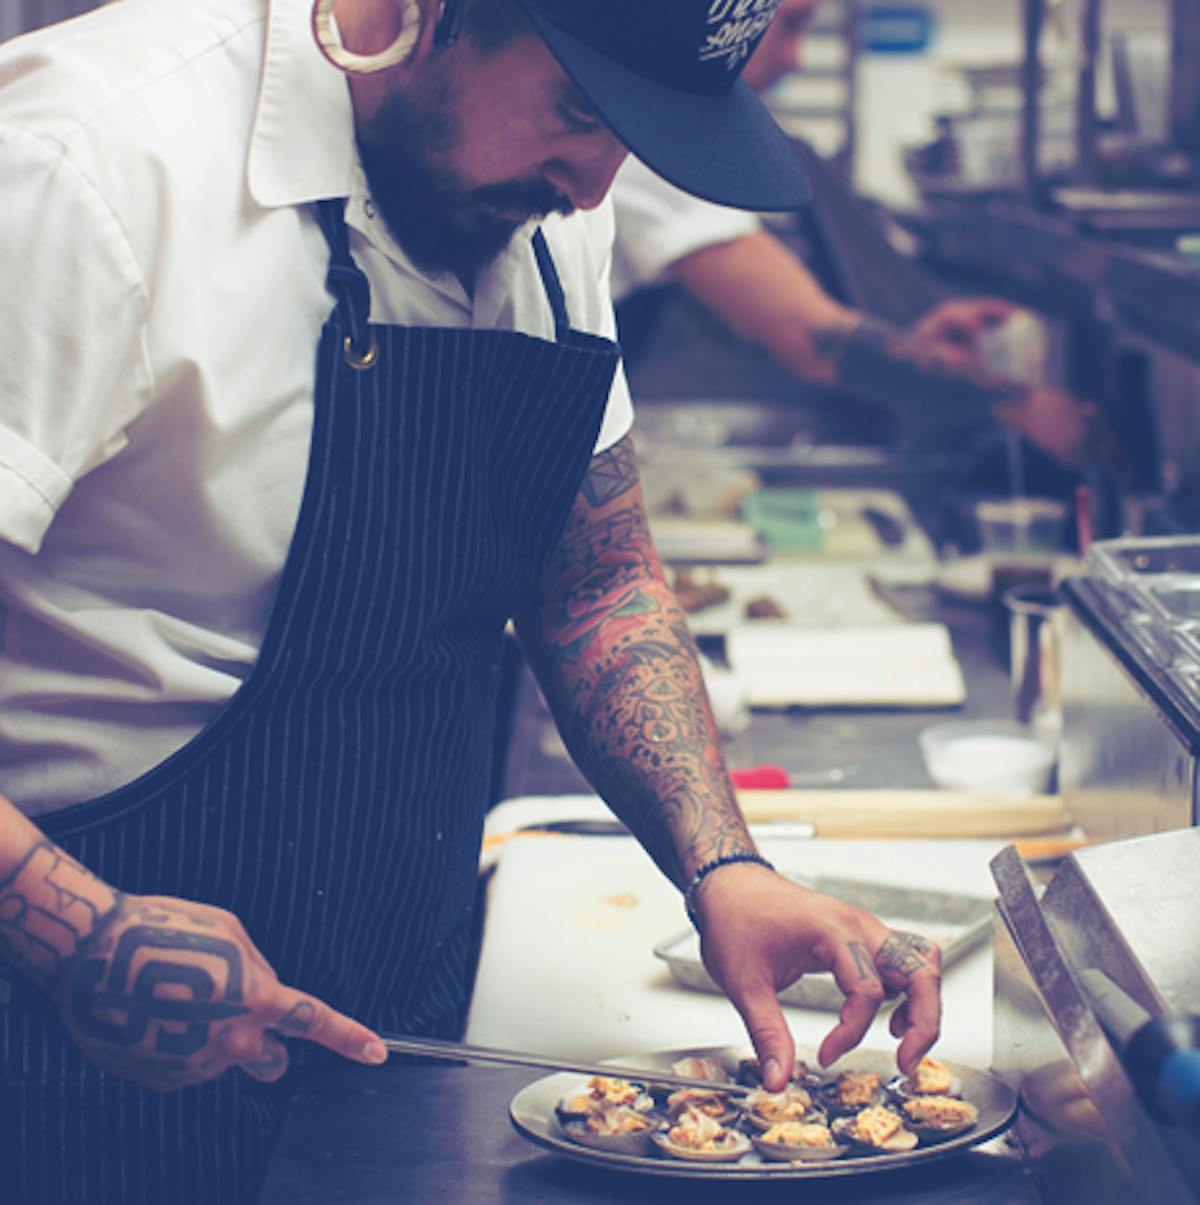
522,7,811,212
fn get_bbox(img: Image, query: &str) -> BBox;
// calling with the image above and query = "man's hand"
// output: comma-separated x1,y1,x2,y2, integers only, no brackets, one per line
50,896,387,1094
912,297,1017,369
0,818,388,1093
994,386,1131,478
693,862,941,1092
50,890,389,1091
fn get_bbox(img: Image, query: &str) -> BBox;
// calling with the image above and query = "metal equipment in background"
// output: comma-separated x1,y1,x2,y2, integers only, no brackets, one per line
992,834,1200,1204
1058,535,1200,842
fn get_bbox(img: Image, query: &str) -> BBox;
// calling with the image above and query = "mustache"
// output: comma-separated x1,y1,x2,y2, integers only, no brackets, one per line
469,179,575,221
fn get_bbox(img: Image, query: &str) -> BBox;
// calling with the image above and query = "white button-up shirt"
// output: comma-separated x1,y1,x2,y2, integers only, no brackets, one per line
0,0,632,814
610,155,761,303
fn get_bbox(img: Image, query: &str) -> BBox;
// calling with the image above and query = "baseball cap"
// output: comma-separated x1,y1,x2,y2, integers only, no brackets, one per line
514,0,810,211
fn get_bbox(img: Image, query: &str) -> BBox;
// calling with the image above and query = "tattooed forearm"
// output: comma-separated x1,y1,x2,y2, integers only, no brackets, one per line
0,840,121,984
521,436,757,890
580,437,639,508
814,315,1026,417
876,930,938,978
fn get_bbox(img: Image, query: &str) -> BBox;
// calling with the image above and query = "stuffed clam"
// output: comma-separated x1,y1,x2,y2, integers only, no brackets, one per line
821,1070,887,1115
737,1056,820,1089
740,1086,821,1132
832,1105,919,1152
560,1104,665,1156
557,1075,655,1123
901,1095,979,1139
650,1106,751,1163
752,1120,848,1163
888,1056,963,1102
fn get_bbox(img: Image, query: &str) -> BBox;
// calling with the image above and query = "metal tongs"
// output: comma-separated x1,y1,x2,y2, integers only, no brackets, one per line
380,1033,754,1096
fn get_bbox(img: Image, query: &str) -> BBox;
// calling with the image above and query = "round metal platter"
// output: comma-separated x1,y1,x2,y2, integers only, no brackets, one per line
509,1045,1017,1181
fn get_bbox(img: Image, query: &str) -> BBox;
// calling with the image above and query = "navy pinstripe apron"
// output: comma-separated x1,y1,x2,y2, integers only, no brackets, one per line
2,199,619,1205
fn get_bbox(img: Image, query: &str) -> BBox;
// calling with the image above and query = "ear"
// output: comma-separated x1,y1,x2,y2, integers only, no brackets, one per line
400,0,454,68
313,0,429,75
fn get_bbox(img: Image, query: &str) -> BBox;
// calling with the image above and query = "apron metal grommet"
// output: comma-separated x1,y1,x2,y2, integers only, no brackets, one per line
343,333,379,370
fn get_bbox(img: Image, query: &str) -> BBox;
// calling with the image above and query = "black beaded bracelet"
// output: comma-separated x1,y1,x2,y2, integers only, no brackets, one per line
684,851,775,930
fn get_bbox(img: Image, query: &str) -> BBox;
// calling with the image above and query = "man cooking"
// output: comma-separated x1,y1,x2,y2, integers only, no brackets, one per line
612,0,1107,468
0,1,941,1201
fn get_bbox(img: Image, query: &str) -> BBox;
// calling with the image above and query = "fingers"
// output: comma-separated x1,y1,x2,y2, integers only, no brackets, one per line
268,988,387,1066
874,930,942,1075
818,940,886,1069
962,297,1018,326
893,969,942,1075
728,976,796,1094
240,1033,290,1083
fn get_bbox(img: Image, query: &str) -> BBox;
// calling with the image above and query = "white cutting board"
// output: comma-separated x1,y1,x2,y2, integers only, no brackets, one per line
727,622,966,708
465,835,1001,1069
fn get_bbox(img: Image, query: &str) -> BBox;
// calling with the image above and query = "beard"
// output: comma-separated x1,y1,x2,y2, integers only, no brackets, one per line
356,76,574,280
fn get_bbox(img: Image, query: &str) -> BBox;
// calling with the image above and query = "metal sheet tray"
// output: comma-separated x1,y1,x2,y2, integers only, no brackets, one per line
653,874,992,1012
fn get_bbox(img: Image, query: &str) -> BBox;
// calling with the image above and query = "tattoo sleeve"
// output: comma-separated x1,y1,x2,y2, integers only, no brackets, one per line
0,839,121,987
814,315,1027,418
515,435,756,890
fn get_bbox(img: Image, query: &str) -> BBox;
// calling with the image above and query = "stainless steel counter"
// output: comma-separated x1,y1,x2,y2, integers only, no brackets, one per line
502,583,1014,799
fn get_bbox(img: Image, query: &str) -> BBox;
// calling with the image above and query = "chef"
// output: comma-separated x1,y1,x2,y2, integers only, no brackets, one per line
0,1,941,1201
611,0,1107,468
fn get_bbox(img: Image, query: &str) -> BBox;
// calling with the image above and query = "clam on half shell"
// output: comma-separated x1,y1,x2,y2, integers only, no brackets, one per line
669,1055,731,1084
559,1109,664,1157
664,1088,739,1125
900,1095,979,1140
740,1087,823,1132
737,1057,821,1089
650,1129,752,1163
819,1071,887,1115
887,1076,964,1105
751,1123,848,1163
831,1107,919,1153
556,1079,655,1124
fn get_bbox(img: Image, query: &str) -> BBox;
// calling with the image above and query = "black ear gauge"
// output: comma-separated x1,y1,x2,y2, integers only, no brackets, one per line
433,0,463,47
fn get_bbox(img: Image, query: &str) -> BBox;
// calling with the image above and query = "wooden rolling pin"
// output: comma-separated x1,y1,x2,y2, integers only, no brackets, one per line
734,788,1071,839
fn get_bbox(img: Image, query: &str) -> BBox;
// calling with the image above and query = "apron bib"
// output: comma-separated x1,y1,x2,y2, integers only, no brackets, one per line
2,199,619,1205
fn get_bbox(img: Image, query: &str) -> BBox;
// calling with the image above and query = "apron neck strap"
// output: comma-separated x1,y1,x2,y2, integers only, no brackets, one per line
315,198,372,349
315,200,573,343
531,228,570,343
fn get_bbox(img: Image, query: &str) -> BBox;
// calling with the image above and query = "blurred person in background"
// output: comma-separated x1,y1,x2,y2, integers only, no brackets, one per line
612,0,1111,471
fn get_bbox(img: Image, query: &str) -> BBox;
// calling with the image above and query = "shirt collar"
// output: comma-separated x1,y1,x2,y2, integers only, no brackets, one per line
248,0,359,208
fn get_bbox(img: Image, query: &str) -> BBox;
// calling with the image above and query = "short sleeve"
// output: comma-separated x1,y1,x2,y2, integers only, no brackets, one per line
609,157,762,302
0,124,153,553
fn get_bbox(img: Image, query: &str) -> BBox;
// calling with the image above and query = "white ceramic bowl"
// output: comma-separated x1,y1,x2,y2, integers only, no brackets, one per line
918,720,1056,794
